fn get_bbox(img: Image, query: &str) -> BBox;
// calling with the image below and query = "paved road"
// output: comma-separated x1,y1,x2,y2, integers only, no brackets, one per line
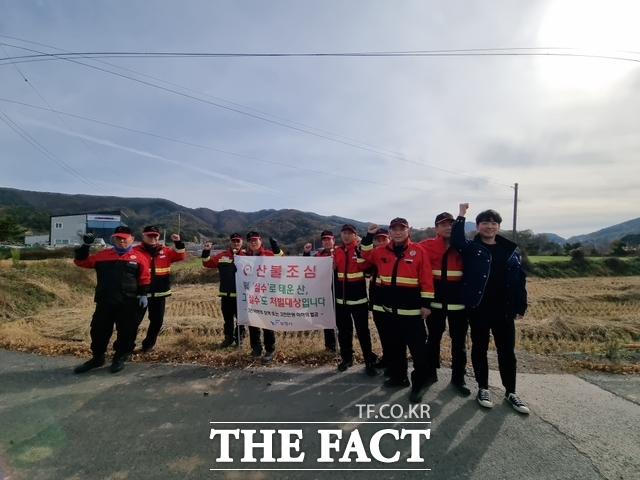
1,349,639,479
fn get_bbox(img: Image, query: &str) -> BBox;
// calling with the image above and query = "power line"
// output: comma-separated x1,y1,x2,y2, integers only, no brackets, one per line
0,39,516,187
0,36,512,187
2,98,609,219
0,97,513,202
0,44,142,195
0,109,110,195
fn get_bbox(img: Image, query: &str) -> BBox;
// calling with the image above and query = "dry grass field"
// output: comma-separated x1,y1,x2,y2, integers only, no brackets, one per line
1,259,639,372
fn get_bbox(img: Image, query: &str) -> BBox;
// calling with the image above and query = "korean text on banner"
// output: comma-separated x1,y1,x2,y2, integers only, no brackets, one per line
234,256,335,331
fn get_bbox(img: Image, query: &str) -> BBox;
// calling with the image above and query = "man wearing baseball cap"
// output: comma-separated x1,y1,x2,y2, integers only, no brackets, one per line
419,213,470,395
360,217,435,402
202,233,246,348
245,231,283,363
303,230,337,351
73,225,151,374
451,203,529,414
367,228,392,372
333,223,376,375
133,225,186,353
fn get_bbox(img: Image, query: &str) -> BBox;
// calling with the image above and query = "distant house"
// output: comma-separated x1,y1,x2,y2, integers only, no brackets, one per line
24,234,50,246
50,211,124,246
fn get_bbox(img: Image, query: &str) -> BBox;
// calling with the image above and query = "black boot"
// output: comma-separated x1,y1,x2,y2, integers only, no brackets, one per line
337,359,353,372
451,376,471,396
219,335,234,348
110,354,129,373
365,357,377,377
74,355,105,374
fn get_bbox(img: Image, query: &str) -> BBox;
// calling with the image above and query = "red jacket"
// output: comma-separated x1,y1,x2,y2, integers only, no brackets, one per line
360,235,434,316
419,236,464,310
333,241,369,305
133,242,186,297
203,247,245,296
74,247,151,305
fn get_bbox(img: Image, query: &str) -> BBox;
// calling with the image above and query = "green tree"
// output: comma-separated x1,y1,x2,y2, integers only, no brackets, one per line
0,215,27,242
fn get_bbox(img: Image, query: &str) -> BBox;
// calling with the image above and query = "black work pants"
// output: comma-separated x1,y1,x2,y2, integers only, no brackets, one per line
372,309,391,362
221,296,245,340
249,327,275,353
90,302,140,358
323,329,336,350
386,313,429,388
336,302,375,364
134,296,167,350
425,308,468,380
468,305,517,393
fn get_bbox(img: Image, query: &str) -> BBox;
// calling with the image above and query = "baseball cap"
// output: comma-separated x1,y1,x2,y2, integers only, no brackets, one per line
246,231,261,240
230,233,242,240
435,212,455,225
340,224,357,233
374,228,389,238
142,225,160,236
112,225,133,238
389,217,409,228
320,230,334,239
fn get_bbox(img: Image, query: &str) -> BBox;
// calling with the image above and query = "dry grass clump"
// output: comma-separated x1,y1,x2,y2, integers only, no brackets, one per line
0,259,94,321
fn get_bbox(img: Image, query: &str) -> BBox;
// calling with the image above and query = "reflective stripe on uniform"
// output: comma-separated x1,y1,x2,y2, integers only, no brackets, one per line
432,269,462,277
372,305,385,312
336,298,368,305
218,259,233,264
337,272,365,279
378,275,418,286
421,292,435,298
149,290,172,297
383,306,421,316
430,302,465,310
155,267,171,274
175,248,186,254
360,243,373,251
218,292,237,297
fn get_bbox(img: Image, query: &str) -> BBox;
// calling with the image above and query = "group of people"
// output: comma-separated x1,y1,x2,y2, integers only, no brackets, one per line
72,203,530,413
73,225,186,373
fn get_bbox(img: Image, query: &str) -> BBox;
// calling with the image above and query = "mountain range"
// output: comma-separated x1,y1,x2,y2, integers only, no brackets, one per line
1,187,638,249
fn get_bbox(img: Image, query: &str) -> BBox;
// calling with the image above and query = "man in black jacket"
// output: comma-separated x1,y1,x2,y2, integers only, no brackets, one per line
202,233,245,347
73,226,151,373
450,203,530,414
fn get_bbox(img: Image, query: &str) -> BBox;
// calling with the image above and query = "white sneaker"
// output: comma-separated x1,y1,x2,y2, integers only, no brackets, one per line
505,393,530,414
477,388,494,408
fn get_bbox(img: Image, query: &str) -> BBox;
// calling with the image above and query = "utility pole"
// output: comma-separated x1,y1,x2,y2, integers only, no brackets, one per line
512,182,519,242
178,213,181,236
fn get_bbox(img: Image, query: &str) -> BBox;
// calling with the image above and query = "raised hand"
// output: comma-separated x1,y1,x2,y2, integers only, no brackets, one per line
82,233,95,245
459,203,470,217
203,242,212,250
303,243,312,253
367,224,379,234
171,233,180,242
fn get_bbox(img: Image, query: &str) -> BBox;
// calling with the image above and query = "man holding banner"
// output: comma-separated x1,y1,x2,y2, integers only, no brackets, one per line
202,233,245,348
244,231,283,363
303,230,337,352
360,217,435,403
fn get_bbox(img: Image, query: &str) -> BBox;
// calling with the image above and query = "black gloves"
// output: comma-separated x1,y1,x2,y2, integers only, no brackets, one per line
269,237,281,255
82,233,95,245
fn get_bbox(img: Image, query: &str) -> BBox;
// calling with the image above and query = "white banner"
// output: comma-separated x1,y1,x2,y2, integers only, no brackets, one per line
234,256,336,331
